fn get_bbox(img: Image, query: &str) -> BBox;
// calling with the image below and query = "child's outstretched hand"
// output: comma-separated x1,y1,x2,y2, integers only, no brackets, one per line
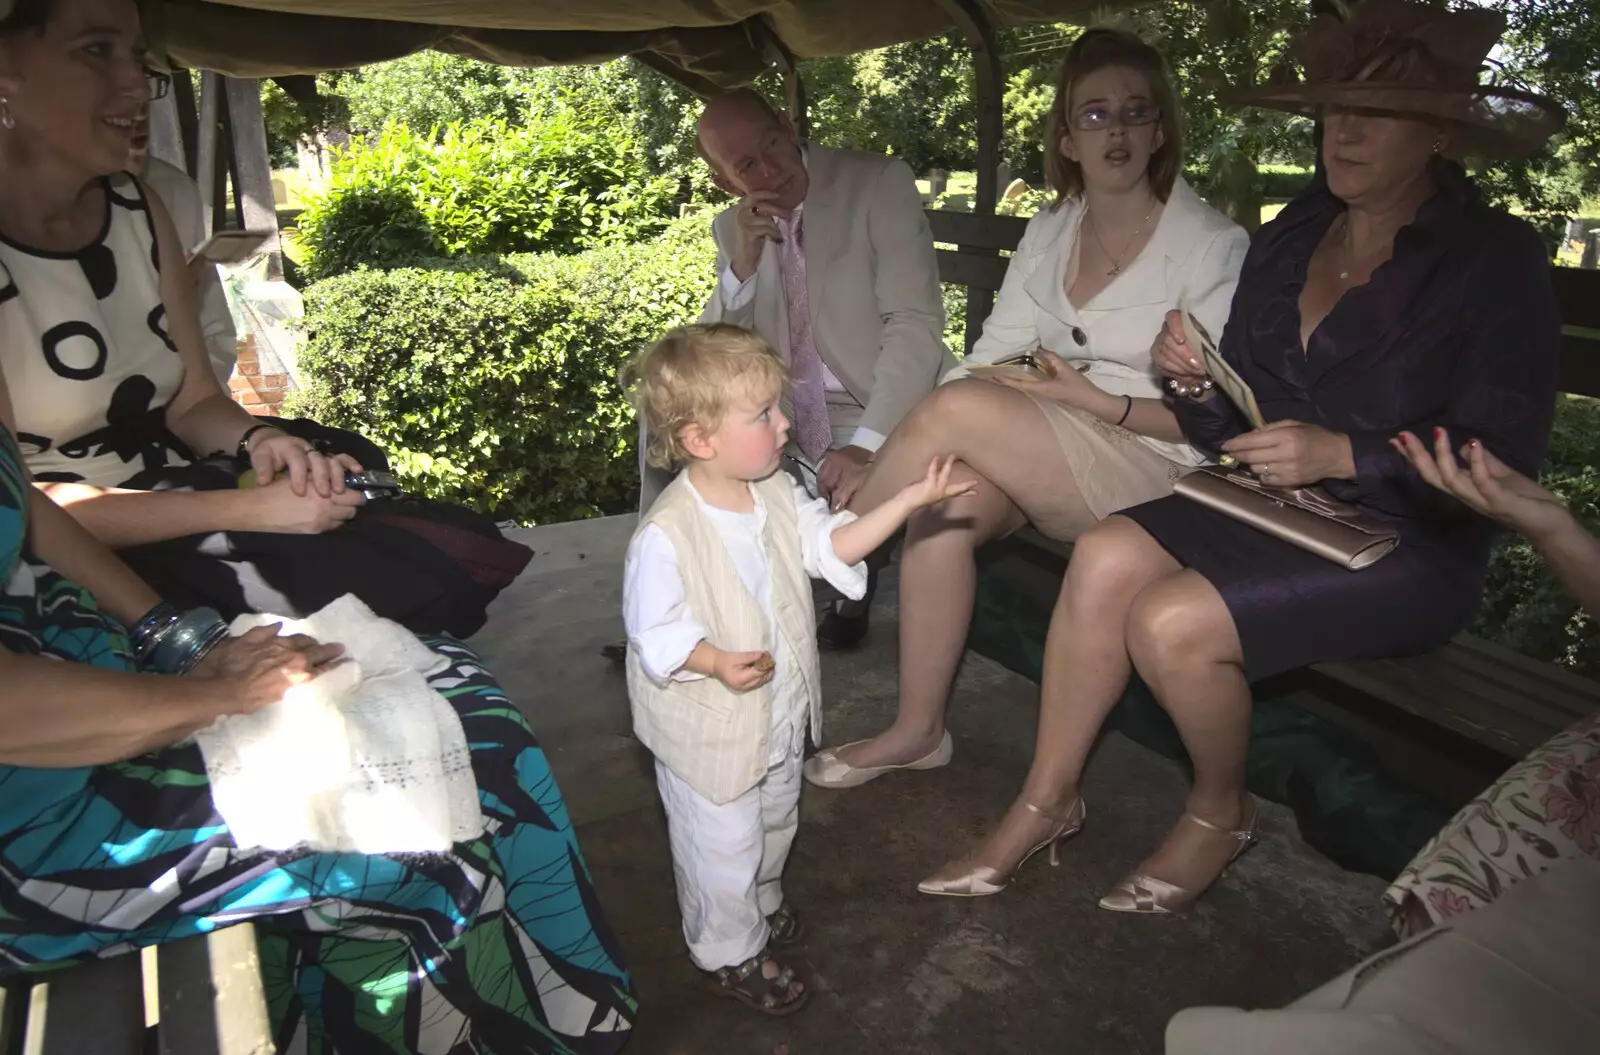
895,455,978,514
714,649,776,693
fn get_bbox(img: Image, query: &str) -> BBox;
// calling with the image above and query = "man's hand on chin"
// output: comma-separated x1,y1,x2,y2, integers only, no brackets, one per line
817,445,873,511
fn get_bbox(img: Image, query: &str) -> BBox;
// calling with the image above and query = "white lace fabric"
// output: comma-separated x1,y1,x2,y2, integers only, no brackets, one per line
193,594,483,854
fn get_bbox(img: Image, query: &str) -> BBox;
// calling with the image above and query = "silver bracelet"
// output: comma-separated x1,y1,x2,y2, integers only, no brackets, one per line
140,606,230,675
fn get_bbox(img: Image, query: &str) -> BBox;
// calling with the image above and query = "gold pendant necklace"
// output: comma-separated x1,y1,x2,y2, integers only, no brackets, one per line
1090,200,1159,276
1338,215,1354,283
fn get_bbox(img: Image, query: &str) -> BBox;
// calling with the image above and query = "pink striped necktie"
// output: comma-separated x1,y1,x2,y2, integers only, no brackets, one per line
775,209,832,463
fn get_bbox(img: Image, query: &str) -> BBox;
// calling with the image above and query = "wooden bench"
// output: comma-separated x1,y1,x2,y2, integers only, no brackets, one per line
931,205,1600,758
0,924,272,1054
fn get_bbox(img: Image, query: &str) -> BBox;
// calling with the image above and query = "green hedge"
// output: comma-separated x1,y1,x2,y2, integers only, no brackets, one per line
1259,165,1314,201
295,104,681,281
286,213,716,525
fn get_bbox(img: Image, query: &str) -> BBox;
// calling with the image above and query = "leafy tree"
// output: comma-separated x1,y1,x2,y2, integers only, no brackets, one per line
295,98,679,280
1109,0,1313,229
261,78,348,168
285,0,1594,239
326,53,513,135
1463,0,1600,242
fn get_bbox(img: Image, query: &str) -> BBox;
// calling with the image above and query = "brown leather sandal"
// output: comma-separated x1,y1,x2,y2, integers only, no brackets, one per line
706,953,810,1016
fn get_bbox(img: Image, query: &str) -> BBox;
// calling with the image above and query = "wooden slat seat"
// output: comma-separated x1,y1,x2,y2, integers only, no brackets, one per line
940,206,1600,760
1313,636,1600,758
926,209,1028,251
157,926,274,1055
0,926,269,1055
13,953,144,1055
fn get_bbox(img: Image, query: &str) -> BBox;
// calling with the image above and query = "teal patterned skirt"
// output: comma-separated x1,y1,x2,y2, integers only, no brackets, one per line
0,433,634,1053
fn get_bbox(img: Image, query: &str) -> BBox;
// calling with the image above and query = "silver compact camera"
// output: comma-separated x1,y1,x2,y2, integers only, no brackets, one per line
345,470,402,500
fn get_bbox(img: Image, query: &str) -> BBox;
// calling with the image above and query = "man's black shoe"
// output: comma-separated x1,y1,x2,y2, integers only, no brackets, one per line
816,606,870,651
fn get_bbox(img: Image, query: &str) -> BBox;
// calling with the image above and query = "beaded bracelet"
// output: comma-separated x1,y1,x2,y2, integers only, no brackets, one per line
132,602,230,675
1165,376,1216,400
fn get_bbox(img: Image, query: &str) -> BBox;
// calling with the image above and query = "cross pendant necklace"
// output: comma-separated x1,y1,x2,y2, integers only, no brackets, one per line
1089,200,1159,276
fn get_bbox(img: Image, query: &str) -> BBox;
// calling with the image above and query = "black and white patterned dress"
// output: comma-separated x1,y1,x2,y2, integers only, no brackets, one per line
1,172,191,486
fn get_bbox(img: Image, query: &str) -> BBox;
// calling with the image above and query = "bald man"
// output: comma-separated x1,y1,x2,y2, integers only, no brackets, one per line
634,90,952,649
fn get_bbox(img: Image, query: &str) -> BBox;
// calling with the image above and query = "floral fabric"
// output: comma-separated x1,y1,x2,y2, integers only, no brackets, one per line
1384,711,1600,936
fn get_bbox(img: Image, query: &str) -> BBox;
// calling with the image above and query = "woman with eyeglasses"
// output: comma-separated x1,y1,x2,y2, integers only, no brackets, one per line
0,0,523,642
894,1,1563,918
0,1,636,1050
802,30,1249,818
0,0,368,536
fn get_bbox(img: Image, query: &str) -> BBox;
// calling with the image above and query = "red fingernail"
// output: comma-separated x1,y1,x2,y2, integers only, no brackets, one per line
1432,427,1443,439
1469,439,1480,449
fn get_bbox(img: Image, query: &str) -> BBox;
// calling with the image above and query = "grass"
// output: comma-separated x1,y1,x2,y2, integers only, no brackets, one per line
916,170,980,212
279,226,310,270
271,168,323,211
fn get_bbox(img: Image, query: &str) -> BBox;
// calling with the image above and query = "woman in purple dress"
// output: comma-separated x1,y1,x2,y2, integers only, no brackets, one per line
917,0,1568,910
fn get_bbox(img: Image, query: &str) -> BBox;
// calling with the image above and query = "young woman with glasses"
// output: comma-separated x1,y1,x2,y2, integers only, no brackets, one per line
802,31,1250,886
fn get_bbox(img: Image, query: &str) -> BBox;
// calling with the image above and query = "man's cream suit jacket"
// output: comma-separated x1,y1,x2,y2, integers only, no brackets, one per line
639,145,953,511
699,144,954,438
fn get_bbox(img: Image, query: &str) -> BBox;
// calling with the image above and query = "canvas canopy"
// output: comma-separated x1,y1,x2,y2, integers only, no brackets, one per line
148,0,1124,87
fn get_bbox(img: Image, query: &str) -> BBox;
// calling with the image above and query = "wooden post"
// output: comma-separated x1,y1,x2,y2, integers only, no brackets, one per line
225,77,283,280
933,0,1004,352
172,69,199,180
785,68,809,141
147,91,186,174
755,19,809,139
934,0,1002,216
196,72,226,233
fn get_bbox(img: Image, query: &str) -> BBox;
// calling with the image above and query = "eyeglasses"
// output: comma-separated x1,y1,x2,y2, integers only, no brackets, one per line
1071,103,1161,132
145,70,171,101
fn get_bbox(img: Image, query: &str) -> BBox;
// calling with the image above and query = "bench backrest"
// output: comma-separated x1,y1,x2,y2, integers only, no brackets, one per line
928,207,1600,399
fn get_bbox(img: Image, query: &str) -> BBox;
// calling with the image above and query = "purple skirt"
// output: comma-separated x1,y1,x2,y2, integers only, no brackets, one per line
1117,493,1486,681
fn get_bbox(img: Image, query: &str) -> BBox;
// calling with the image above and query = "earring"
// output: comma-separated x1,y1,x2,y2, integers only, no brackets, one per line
1432,138,1443,154
0,97,12,131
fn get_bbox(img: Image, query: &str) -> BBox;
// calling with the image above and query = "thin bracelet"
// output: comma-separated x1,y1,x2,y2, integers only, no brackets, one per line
1115,395,1134,426
235,423,280,460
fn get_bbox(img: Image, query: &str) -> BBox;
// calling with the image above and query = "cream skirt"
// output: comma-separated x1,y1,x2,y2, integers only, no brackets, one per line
1012,393,1191,542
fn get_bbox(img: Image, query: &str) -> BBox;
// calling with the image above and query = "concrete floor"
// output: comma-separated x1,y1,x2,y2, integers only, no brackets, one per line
472,517,1394,1055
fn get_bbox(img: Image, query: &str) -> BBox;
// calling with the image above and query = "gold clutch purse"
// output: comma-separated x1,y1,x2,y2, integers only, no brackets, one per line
1173,466,1399,571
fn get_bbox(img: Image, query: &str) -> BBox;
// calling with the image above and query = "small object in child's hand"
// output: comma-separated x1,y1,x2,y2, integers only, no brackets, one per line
751,653,776,673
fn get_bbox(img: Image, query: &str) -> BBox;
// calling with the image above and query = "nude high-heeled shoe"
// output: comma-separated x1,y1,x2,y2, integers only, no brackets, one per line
917,798,1086,898
802,731,953,789
1098,797,1259,915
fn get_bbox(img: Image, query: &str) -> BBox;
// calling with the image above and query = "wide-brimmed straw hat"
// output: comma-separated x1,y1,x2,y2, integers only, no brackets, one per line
1229,0,1564,159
